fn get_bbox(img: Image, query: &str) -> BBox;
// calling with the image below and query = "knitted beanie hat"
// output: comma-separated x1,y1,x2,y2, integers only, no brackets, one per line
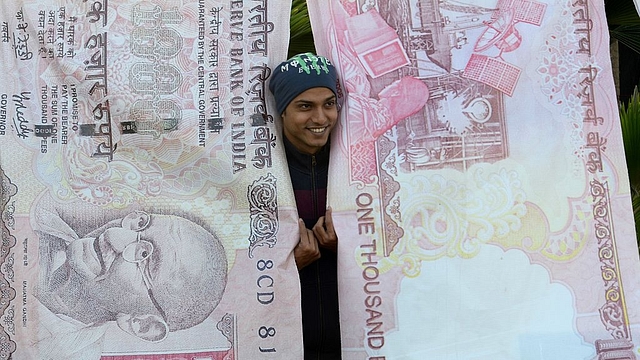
269,53,338,116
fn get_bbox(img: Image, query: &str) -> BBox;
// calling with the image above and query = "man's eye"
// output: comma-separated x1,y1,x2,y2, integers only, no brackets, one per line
134,242,153,261
123,240,154,263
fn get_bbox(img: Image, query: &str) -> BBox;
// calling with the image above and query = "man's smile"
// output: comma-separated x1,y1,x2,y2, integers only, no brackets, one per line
308,126,329,134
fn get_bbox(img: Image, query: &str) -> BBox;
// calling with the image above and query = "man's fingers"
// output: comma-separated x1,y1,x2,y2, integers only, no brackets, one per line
324,206,336,237
294,219,321,269
312,211,338,252
299,219,311,243
313,218,328,240
298,219,319,249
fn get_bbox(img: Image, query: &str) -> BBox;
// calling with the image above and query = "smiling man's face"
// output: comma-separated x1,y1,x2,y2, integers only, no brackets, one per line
281,87,338,155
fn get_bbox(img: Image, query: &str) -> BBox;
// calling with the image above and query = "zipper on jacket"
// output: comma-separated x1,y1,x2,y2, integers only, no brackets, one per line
310,154,325,357
311,155,318,219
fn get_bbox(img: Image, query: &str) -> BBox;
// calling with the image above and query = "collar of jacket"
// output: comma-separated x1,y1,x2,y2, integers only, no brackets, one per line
282,134,330,172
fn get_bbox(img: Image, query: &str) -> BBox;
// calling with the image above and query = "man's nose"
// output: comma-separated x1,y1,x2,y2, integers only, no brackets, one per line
101,227,138,253
310,107,328,123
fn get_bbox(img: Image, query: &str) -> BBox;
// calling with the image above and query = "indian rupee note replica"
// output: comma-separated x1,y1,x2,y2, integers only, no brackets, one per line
308,0,640,358
0,0,303,359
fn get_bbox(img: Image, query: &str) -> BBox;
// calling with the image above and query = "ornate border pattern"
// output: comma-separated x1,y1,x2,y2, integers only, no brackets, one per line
591,180,635,359
0,167,17,359
377,135,404,256
247,173,278,257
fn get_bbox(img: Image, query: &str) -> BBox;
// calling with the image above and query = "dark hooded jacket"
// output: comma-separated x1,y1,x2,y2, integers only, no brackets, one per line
284,135,341,359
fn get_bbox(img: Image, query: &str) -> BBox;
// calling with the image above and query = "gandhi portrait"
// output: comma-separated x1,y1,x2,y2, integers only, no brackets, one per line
33,197,228,344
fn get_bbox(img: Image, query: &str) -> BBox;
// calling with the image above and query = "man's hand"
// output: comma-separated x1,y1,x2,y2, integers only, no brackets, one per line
313,206,338,252
294,219,321,270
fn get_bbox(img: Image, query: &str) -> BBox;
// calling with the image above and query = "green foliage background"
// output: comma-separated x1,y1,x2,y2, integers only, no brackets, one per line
288,0,640,247
288,0,315,58
620,88,640,246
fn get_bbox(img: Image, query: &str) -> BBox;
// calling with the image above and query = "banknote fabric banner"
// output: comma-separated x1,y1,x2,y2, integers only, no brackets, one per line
308,0,640,359
0,0,304,359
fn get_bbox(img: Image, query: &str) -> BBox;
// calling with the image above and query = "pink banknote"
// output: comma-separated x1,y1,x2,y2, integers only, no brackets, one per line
308,0,640,358
0,0,302,359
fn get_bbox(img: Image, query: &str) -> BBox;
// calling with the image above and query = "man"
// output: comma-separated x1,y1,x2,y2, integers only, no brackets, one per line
269,52,341,359
33,194,228,351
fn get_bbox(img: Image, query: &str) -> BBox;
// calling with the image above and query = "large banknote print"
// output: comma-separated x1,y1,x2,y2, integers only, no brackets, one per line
0,0,302,359
308,0,640,359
